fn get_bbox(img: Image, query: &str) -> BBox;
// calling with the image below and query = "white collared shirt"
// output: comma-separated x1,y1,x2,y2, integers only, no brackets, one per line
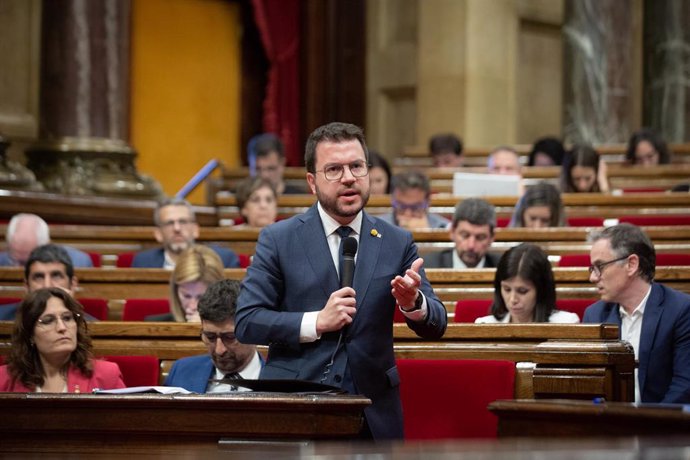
619,285,651,403
206,352,262,393
452,250,486,269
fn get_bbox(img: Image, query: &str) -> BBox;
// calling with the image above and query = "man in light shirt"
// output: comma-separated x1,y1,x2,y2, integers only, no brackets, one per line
583,223,690,403
165,279,262,393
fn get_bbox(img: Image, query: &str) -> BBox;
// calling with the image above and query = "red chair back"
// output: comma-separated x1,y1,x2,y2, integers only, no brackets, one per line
557,254,591,267
397,359,515,440
555,298,595,321
0,297,21,305
77,298,109,321
453,299,492,323
87,252,102,268
101,355,160,387
116,252,135,268
122,299,170,321
238,254,252,268
560,253,690,267
567,217,604,227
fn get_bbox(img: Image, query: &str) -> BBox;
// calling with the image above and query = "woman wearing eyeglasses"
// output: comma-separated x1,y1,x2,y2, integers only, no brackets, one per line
0,288,125,392
475,243,580,323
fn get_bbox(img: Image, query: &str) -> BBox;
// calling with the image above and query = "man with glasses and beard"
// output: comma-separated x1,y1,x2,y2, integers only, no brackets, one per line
583,223,690,403
235,122,447,440
165,279,261,392
132,197,239,269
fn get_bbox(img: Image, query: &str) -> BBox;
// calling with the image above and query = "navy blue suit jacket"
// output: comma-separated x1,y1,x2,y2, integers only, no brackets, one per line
424,248,499,269
235,205,448,440
132,245,239,268
164,353,263,393
0,245,93,268
583,283,690,403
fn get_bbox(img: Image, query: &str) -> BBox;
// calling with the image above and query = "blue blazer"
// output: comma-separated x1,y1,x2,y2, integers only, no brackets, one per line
132,245,240,268
0,245,93,268
235,205,448,440
583,283,690,403
165,353,263,393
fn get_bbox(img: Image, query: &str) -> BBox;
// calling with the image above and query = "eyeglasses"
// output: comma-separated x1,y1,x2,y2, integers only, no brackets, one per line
316,161,369,181
160,218,195,229
588,255,630,277
201,331,237,347
37,312,80,328
392,199,429,214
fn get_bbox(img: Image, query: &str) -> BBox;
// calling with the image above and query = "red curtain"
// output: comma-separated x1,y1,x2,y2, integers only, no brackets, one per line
252,0,301,166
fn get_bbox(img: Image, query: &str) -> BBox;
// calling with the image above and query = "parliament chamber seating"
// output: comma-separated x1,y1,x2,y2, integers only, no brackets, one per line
453,299,492,323
101,355,161,387
397,359,515,439
116,252,135,268
559,253,690,267
122,299,171,321
77,298,110,321
618,214,690,226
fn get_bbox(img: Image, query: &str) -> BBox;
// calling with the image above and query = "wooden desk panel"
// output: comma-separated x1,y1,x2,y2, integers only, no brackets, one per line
489,399,690,438
0,393,369,450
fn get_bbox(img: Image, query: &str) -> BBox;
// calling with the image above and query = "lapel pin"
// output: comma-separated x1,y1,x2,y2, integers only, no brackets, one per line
371,229,382,238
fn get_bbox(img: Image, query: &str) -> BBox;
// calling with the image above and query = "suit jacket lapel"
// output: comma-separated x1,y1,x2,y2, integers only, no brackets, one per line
352,213,382,313
296,205,340,297
638,283,663,395
196,358,215,393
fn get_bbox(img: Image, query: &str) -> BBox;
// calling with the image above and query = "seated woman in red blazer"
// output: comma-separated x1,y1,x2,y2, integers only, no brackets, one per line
0,288,125,393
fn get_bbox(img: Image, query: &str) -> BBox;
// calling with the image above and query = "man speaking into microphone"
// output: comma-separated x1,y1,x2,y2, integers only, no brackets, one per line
235,122,447,440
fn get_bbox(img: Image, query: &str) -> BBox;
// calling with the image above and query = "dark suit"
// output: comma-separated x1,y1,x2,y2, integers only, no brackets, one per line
424,248,499,269
583,283,690,403
235,205,447,440
164,353,263,393
132,245,240,268
0,245,93,268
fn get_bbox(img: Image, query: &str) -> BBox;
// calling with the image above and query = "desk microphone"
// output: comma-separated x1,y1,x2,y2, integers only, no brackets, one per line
321,236,358,385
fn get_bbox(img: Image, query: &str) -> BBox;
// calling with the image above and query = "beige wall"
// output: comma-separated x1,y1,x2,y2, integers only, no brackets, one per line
131,0,241,204
367,0,565,155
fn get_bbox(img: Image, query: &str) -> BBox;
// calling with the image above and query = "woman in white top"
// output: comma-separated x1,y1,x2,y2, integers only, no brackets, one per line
475,243,580,324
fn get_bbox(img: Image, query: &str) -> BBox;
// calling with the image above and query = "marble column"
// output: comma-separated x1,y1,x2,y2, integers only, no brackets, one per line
26,0,161,198
643,0,690,143
563,0,635,144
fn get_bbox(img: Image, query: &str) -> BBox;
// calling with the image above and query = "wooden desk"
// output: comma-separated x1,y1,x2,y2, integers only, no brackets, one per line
0,392,369,451
489,399,690,438
0,323,636,403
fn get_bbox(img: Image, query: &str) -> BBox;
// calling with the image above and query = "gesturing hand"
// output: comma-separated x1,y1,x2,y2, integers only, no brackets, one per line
391,257,424,309
316,287,357,335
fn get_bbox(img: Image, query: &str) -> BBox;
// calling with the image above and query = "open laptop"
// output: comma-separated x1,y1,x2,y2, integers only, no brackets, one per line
452,172,521,197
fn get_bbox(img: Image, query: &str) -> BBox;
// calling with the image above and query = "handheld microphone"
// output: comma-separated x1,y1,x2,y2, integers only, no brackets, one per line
340,236,358,288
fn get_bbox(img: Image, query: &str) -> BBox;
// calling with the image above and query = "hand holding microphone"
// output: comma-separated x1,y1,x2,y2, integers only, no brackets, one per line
316,236,358,335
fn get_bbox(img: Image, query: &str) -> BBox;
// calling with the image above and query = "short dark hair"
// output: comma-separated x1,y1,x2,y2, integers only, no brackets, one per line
198,279,241,323
391,170,431,196
626,128,671,164
429,133,462,156
528,137,565,166
235,176,277,218
253,133,285,159
305,122,369,174
24,244,74,281
490,243,556,322
590,223,656,282
452,198,496,233
8,287,92,389
154,197,195,227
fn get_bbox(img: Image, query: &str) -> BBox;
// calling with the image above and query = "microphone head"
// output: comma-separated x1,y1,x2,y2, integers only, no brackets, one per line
342,236,358,257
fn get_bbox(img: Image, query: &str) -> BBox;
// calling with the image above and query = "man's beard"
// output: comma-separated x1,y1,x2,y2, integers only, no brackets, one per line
315,184,370,220
167,240,192,254
460,251,481,268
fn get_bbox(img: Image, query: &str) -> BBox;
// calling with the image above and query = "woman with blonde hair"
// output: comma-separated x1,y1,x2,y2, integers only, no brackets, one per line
147,245,225,322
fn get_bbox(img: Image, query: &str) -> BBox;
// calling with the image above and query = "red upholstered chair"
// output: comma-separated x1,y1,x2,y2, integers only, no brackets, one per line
453,299,492,323
0,297,21,305
116,252,135,268
620,187,666,194
101,355,161,387
397,359,515,440
619,215,690,226
122,299,170,321
557,254,591,267
87,252,102,267
556,298,596,322
567,217,604,227
496,217,511,228
77,298,109,321
238,254,252,268
393,307,406,323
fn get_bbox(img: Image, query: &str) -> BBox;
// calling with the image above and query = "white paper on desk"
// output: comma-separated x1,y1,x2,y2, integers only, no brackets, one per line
93,386,193,395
